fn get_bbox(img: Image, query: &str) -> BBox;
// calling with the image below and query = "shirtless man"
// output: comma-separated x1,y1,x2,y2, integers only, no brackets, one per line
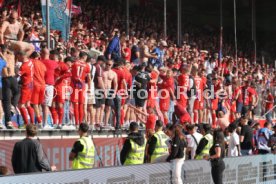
0,44,20,129
102,59,117,128
0,10,34,57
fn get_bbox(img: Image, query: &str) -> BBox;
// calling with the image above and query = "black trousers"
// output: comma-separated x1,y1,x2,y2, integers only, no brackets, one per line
2,77,19,125
211,160,225,184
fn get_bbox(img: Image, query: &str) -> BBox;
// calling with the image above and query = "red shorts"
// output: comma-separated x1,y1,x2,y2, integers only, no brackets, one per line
194,98,204,110
20,86,33,104
159,98,170,112
211,98,219,110
178,95,187,108
54,85,71,104
147,98,156,108
31,85,45,105
71,87,86,103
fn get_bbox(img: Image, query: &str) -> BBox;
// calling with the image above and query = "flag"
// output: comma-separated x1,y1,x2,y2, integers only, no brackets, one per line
41,0,72,41
0,0,4,7
17,0,21,17
71,4,82,15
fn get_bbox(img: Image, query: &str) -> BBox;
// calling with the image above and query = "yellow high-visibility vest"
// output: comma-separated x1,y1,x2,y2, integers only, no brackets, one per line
72,136,95,169
124,139,146,165
195,133,213,160
151,131,169,163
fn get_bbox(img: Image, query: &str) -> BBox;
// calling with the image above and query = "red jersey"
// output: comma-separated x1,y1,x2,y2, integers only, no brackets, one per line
55,62,71,86
234,87,243,103
123,47,131,62
249,88,257,104
148,70,158,99
19,60,34,86
71,61,90,83
42,59,58,85
123,66,132,89
194,76,204,100
113,68,126,91
178,74,190,89
159,76,174,98
241,86,255,106
266,94,274,110
32,59,46,86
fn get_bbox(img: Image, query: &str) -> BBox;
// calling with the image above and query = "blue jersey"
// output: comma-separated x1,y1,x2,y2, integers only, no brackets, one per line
0,58,7,88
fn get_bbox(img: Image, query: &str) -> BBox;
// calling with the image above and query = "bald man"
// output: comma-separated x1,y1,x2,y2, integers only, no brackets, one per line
41,48,58,129
0,10,34,57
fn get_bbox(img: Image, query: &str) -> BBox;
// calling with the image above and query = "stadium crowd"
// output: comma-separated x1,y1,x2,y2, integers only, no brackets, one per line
0,0,275,167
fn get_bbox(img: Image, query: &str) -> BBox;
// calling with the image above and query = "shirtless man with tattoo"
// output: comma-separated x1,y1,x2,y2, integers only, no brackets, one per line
102,59,117,128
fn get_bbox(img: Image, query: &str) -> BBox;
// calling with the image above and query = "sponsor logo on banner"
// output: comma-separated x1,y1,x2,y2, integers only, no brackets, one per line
0,138,124,173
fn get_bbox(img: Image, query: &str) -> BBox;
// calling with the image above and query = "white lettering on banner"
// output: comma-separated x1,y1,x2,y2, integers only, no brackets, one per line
1,155,276,183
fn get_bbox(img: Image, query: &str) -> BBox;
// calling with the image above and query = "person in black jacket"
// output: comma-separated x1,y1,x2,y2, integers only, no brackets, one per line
205,129,225,184
120,122,145,165
11,124,56,174
166,124,187,184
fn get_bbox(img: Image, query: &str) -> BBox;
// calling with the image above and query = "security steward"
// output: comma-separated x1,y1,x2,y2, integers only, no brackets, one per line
147,120,169,163
195,124,213,160
120,122,146,165
69,123,95,169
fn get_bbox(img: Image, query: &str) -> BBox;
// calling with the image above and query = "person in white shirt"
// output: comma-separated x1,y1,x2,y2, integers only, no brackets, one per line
228,123,241,157
204,59,216,75
186,124,203,159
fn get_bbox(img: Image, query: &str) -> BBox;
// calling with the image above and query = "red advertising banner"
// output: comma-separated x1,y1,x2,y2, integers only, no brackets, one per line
0,137,125,173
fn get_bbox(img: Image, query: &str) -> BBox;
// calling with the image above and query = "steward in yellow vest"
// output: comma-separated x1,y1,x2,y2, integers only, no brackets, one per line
69,123,95,169
147,120,169,163
195,124,213,160
120,122,146,165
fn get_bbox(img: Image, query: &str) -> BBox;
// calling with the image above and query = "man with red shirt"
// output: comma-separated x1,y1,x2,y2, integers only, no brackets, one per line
17,51,35,128
265,89,274,123
241,80,255,116
50,57,72,129
177,66,190,109
121,41,131,62
71,52,91,129
41,48,58,129
193,69,204,124
158,69,175,125
30,52,46,128
248,82,258,120
233,81,243,119
112,60,127,130
210,76,222,128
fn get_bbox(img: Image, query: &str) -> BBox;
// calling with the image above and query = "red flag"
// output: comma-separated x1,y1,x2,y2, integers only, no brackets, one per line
71,4,82,15
17,0,21,17
0,0,4,8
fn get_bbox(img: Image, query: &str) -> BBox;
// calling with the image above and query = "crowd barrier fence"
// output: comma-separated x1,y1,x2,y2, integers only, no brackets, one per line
0,138,276,183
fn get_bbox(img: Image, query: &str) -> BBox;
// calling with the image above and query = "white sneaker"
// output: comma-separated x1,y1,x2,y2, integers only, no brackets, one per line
43,124,54,130
0,124,6,130
68,124,75,130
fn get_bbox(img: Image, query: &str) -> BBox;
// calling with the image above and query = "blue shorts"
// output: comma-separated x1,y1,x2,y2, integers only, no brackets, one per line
236,102,243,113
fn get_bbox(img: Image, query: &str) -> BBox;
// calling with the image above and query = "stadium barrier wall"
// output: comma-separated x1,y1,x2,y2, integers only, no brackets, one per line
0,137,276,183
0,154,275,183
